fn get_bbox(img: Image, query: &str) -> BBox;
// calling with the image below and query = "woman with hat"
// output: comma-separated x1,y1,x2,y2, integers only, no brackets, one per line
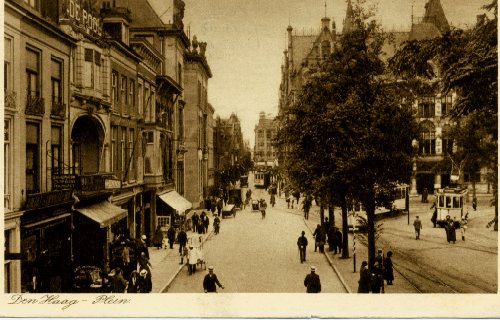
127,270,140,293
138,269,152,293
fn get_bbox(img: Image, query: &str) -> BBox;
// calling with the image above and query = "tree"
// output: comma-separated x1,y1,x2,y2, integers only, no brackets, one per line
276,0,416,269
389,0,497,230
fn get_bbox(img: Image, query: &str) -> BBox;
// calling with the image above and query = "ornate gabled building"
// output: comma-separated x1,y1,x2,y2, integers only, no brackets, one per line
277,0,491,196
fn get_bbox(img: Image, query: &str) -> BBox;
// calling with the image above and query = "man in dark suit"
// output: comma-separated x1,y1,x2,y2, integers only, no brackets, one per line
304,266,321,293
297,231,308,263
203,266,224,293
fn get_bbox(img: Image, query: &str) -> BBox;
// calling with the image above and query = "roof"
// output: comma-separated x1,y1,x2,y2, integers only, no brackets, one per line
342,0,356,34
290,35,317,70
122,0,165,29
423,0,450,34
409,22,441,41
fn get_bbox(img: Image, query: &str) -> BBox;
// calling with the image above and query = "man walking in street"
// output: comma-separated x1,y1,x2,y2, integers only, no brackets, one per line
203,266,224,293
304,266,321,293
177,227,187,264
297,231,308,263
167,225,176,249
413,216,422,240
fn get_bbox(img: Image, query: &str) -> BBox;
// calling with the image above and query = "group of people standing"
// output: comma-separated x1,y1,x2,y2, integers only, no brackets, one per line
357,249,394,293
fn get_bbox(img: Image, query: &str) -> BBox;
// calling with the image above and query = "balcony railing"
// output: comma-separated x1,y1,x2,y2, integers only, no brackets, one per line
25,93,45,116
4,90,16,109
76,173,119,192
51,97,66,118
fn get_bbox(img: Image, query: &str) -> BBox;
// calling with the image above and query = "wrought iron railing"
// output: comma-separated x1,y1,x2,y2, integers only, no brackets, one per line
4,90,16,109
51,96,66,117
25,92,45,116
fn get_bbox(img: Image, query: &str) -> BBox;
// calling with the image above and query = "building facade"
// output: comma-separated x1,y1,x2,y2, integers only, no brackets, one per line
254,112,277,169
277,0,490,196
4,0,215,292
183,37,214,207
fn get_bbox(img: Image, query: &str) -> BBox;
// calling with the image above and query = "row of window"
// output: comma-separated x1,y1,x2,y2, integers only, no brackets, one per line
110,125,135,180
417,95,453,118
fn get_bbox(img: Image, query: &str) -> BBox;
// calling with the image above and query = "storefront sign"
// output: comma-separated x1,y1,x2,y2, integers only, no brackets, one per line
24,190,73,211
105,178,122,189
52,174,77,190
61,0,103,37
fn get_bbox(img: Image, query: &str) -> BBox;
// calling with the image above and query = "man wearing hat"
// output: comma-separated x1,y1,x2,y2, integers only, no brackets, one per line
138,269,152,293
304,266,321,293
203,266,224,293
137,235,150,259
297,231,308,263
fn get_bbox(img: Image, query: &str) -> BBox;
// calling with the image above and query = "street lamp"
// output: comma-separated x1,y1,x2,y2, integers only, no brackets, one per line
410,139,420,225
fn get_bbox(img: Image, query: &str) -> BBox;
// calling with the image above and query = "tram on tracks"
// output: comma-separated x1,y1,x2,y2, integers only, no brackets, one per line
434,185,469,227
348,184,409,231
254,170,270,189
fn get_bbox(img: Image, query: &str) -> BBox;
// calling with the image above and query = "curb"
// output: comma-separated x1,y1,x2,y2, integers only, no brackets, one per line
158,229,214,293
303,219,352,293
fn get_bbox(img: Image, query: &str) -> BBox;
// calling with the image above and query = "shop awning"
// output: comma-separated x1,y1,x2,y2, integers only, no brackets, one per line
158,191,192,214
76,201,127,228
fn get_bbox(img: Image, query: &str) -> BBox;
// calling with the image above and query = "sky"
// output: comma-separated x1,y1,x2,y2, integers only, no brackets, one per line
149,0,488,148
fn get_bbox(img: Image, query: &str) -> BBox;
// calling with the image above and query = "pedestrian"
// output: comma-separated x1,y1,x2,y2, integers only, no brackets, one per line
127,270,140,293
333,227,343,254
177,227,188,263
187,245,197,275
375,249,384,267
304,266,321,293
430,200,438,228
357,261,371,293
217,198,223,216
202,212,210,233
153,225,163,250
371,265,385,293
297,231,308,263
203,266,224,293
138,269,152,293
303,196,311,220
324,218,330,234
137,251,152,275
313,224,322,252
213,215,221,235
260,199,267,219
285,189,290,209
413,215,422,240
110,267,128,293
270,194,276,207
293,190,300,207
384,251,394,285
460,217,467,241
472,196,477,211
422,188,428,203
167,225,176,249
192,212,199,232
138,235,150,259
444,215,456,244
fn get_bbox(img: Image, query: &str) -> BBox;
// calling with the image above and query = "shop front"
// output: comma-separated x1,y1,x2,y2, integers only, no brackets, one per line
72,200,127,292
157,190,192,232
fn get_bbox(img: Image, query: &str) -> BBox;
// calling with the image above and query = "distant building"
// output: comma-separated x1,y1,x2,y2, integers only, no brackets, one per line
254,112,277,169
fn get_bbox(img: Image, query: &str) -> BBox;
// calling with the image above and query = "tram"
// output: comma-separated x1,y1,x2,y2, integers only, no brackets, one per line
348,184,409,231
434,185,469,227
254,170,270,189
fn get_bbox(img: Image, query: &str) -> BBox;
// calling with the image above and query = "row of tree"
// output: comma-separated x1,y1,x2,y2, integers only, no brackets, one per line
276,0,497,270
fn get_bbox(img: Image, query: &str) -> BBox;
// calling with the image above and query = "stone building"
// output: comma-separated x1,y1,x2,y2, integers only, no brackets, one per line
254,112,277,169
183,37,214,207
277,0,490,195
3,0,214,292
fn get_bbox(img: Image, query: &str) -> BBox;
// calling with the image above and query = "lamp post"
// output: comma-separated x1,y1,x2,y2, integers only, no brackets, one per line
410,139,419,225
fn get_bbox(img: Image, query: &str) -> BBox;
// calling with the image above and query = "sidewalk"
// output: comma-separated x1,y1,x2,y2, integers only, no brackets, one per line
148,227,213,293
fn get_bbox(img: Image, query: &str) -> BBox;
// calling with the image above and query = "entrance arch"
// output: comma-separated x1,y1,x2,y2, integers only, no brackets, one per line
71,115,105,174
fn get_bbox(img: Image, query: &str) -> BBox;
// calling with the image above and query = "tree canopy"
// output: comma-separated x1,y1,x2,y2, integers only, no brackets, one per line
277,0,417,268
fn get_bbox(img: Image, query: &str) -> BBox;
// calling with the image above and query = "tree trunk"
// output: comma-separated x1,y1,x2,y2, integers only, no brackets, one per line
365,193,376,271
328,205,335,228
319,201,325,225
341,199,349,259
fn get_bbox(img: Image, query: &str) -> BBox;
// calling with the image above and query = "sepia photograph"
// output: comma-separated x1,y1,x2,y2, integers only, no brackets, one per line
2,0,499,317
